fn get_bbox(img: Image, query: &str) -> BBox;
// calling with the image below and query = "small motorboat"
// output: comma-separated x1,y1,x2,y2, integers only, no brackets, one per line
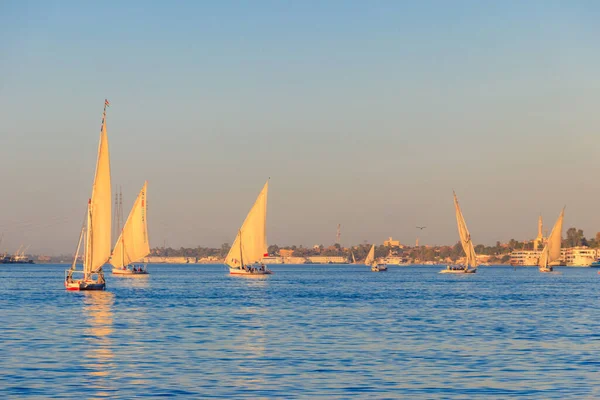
439,265,477,274
371,263,388,272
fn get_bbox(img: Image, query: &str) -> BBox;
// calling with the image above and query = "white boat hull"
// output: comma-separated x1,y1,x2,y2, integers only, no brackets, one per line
65,280,106,290
65,270,106,290
112,267,149,275
229,267,273,275
371,264,388,272
439,267,477,274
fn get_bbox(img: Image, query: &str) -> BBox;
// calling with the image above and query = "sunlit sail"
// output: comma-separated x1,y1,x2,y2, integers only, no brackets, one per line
538,207,565,273
66,100,112,290
111,181,150,275
364,244,387,272
440,191,477,274
364,245,375,266
225,180,273,275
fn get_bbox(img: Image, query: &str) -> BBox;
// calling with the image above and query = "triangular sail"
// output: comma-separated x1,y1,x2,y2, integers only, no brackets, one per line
351,251,356,263
364,245,375,266
538,208,565,268
225,180,269,268
454,192,477,268
110,182,150,268
85,109,112,273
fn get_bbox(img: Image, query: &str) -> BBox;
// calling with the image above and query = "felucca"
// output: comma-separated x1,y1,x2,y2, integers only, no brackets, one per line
65,100,112,290
110,182,150,275
538,207,564,273
365,244,387,272
440,191,477,274
225,180,273,275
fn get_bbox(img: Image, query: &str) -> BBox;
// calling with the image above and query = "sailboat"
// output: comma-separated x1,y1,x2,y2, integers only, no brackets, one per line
538,207,564,273
65,100,112,290
110,182,150,275
365,244,387,272
225,180,273,275
440,191,477,274
351,251,357,264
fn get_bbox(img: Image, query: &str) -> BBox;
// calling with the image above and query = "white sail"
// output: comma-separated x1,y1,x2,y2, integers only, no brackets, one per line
351,251,356,263
84,110,112,274
364,245,375,266
453,192,477,268
225,180,269,268
539,208,565,268
110,181,150,269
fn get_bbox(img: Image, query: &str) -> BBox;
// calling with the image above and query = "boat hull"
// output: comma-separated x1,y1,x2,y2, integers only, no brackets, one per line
539,267,553,273
112,268,149,276
439,267,477,274
229,267,273,276
371,264,388,272
65,280,106,291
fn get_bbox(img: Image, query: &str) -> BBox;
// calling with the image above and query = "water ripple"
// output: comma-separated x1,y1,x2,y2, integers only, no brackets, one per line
1,264,600,398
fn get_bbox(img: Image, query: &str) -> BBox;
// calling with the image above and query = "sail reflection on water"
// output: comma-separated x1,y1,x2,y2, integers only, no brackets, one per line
231,304,268,388
83,292,116,396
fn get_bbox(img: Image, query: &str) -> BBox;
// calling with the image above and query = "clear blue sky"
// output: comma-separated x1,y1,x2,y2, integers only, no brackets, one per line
1,1,599,254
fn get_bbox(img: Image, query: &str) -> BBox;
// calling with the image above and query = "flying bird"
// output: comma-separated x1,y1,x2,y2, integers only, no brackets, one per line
416,226,426,230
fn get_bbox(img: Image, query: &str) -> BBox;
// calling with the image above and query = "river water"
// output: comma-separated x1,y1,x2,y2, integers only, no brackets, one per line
1,264,599,398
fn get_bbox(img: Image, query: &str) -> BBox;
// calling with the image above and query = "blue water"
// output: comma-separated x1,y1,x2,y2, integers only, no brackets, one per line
1,264,600,398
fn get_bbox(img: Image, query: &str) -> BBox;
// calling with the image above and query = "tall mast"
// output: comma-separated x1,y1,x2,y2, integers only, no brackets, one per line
71,226,85,272
85,199,92,276
113,186,123,245
121,230,125,268
239,229,244,268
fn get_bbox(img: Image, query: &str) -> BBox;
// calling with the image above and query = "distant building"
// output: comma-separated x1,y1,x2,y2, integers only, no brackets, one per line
284,256,308,264
144,256,195,264
384,237,403,248
197,256,221,264
476,255,491,263
306,256,347,264
279,249,294,257
262,256,284,264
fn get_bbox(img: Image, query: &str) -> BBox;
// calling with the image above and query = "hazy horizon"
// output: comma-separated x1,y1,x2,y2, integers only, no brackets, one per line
1,1,599,255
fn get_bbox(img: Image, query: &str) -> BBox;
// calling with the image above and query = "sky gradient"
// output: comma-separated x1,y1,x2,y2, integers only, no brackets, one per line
1,1,599,254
